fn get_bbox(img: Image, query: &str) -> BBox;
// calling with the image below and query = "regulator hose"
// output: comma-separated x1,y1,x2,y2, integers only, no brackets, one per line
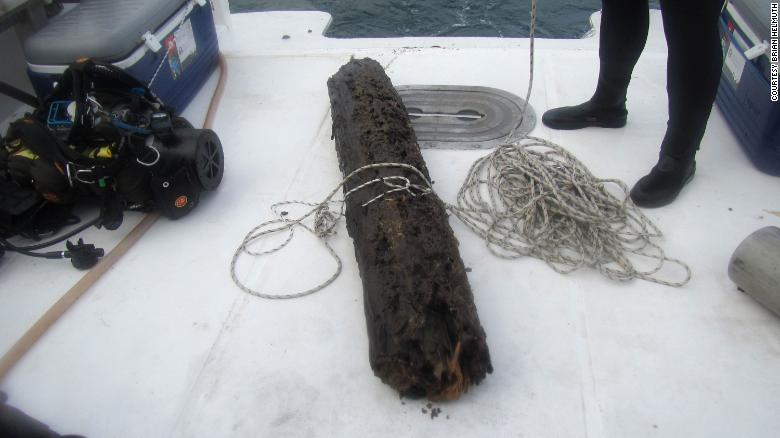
0,80,40,108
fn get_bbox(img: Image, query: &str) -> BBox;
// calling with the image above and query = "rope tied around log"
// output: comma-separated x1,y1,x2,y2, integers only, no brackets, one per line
230,163,433,299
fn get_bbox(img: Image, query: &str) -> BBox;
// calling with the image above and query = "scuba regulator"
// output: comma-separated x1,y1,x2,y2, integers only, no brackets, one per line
0,59,224,269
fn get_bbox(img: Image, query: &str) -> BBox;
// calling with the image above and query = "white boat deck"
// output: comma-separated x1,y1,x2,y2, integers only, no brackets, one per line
1,10,779,438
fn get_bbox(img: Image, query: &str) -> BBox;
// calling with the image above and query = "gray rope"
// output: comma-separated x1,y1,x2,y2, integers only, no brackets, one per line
507,0,536,141
230,163,432,299
447,138,691,287
147,52,170,89
230,0,691,297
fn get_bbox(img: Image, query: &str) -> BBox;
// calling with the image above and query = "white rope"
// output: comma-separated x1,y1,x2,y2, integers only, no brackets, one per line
508,0,536,141
147,1,197,88
230,0,691,298
448,138,691,287
230,163,432,299
147,52,170,89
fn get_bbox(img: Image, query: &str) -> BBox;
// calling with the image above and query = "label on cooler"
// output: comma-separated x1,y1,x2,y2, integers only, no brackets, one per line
724,43,746,85
174,19,197,64
163,19,198,80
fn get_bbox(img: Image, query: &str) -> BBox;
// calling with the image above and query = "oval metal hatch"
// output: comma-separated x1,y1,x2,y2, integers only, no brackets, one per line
395,85,536,150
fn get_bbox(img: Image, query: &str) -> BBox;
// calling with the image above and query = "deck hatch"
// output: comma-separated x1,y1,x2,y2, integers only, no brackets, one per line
396,85,536,150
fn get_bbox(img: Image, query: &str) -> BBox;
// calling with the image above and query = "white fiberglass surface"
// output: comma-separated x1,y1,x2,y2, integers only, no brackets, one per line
1,11,778,438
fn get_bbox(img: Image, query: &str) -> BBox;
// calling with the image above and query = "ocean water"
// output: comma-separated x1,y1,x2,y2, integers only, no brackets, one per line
229,0,658,39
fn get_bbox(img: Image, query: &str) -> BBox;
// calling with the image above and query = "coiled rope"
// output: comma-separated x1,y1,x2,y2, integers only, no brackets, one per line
448,139,690,286
230,0,691,298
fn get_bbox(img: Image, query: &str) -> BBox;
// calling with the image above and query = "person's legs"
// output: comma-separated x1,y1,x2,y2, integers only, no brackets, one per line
542,0,649,129
630,0,724,207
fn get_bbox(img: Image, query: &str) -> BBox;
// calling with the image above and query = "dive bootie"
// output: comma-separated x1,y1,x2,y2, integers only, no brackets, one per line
630,154,696,208
541,99,628,130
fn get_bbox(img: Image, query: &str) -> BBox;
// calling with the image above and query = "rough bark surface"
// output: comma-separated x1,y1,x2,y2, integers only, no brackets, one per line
327,58,492,400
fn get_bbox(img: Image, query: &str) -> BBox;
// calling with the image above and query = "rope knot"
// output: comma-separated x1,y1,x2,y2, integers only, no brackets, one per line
314,205,339,237
358,172,432,207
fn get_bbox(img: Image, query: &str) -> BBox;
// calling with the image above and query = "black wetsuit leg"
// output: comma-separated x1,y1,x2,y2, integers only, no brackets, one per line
658,0,725,159
594,0,650,107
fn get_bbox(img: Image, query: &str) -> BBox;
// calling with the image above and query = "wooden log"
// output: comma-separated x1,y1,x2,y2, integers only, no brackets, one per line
327,58,492,400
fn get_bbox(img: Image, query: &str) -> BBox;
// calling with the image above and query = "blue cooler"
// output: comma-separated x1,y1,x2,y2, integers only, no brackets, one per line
716,0,780,176
23,0,219,112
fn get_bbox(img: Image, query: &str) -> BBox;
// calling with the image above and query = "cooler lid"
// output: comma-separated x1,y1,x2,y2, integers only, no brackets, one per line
729,0,772,43
24,0,187,65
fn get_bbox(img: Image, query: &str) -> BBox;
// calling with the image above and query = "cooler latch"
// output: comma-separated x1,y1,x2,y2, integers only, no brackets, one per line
142,31,162,53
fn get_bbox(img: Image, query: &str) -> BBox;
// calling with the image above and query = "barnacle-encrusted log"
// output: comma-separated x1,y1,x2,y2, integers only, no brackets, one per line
327,58,492,400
